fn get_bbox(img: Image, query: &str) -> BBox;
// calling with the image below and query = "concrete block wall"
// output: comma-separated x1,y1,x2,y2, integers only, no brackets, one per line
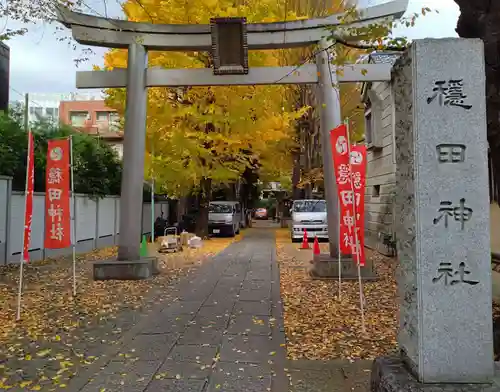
0,176,168,265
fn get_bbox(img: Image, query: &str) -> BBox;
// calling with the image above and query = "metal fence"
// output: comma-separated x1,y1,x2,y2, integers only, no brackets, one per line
0,176,168,265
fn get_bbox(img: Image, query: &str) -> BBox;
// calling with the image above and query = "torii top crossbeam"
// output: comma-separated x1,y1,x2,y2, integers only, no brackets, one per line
57,0,409,51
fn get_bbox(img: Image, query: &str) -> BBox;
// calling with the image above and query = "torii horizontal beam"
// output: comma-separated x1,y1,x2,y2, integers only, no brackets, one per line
57,0,409,50
75,63,392,89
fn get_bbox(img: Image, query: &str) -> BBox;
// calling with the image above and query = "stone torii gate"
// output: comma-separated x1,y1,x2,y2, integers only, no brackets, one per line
57,0,409,280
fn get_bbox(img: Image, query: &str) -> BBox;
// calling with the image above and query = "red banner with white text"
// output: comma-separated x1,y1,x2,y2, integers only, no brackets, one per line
349,144,367,266
22,131,35,262
330,126,367,266
44,139,72,249
330,124,353,255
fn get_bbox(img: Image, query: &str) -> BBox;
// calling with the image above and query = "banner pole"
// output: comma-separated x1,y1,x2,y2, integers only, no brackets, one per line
16,130,31,321
70,135,77,297
345,119,366,333
337,201,342,301
151,139,155,243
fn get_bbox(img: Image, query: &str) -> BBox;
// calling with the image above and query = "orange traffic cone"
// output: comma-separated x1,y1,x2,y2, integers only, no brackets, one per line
300,230,310,249
313,236,320,256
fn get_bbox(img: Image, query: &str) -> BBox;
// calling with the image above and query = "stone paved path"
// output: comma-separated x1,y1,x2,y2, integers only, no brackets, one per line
68,227,287,392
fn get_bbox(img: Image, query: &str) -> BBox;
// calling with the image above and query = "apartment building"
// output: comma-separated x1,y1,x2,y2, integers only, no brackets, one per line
25,92,102,124
59,99,123,159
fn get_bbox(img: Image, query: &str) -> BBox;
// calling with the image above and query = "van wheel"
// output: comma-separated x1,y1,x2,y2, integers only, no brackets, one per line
236,225,240,235
229,226,236,237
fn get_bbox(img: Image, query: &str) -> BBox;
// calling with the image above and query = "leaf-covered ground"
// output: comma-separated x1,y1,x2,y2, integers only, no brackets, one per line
0,236,238,390
277,230,398,361
277,229,500,362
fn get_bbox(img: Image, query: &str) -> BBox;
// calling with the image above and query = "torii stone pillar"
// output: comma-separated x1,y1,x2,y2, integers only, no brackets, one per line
118,43,148,261
56,0,408,280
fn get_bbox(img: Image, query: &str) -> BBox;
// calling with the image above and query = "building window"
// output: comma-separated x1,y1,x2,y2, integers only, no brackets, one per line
70,111,88,127
34,107,43,118
96,111,109,122
46,107,54,117
372,185,381,198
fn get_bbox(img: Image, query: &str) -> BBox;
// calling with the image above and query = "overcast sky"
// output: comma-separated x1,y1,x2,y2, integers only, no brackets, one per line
2,0,460,100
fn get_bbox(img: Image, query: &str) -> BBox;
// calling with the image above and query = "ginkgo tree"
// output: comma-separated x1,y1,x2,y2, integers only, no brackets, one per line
103,0,309,236
101,0,431,236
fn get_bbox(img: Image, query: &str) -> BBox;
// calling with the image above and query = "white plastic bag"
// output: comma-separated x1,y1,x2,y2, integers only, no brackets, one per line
188,236,203,249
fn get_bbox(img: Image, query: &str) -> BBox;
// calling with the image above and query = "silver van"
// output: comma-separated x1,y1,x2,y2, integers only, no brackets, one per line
290,199,328,242
208,201,241,237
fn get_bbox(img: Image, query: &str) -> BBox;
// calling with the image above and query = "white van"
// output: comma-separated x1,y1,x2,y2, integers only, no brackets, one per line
290,199,328,242
208,201,242,237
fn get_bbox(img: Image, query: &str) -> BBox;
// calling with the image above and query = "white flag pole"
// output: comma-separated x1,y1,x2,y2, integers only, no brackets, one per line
69,135,77,297
337,201,342,301
16,130,31,321
345,119,366,333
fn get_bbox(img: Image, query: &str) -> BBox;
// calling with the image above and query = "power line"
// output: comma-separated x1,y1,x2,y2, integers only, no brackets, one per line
9,87,45,108
273,34,407,85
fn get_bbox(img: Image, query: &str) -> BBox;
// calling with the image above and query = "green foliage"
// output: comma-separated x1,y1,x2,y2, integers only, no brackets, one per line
0,111,122,198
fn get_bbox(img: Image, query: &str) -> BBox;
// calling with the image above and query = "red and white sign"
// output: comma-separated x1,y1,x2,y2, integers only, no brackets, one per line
22,131,35,262
44,139,71,249
330,124,353,255
349,144,367,266
330,125,367,266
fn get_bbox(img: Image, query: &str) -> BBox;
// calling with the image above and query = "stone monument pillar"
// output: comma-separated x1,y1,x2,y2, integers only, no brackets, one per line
371,38,498,390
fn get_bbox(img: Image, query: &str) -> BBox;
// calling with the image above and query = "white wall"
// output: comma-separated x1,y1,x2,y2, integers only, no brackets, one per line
0,176,168,264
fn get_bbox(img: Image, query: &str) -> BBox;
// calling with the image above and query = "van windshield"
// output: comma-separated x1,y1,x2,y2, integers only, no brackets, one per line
209,204,233,213
293,200,326,213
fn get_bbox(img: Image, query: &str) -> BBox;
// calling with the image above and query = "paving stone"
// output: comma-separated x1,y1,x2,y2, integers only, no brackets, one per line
234,301,271,316
209,288,241,300
197,305,233,319
112,334,177,361
207,362,272,392
238,289,270,302
245,270,271,281
156,360,212,379
80,360,161,392
216,277,245,287
242,280,271,292
141,314,193,334
179,325,226,345
163,300,203,316
168,344,218,363
204,296,236,308
223,266,248,276
68,229,285,392
228,314,271,336
189,315,229,329
178,290,214,302
145,379,206,392
220,335,275,363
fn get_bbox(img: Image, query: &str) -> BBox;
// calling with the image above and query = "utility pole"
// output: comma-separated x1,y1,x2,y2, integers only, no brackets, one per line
24,93,29,131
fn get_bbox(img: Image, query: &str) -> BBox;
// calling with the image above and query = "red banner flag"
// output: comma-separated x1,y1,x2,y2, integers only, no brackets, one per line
349,144,367,266
44,139,71,249
330,124,353,255
22,131,35,262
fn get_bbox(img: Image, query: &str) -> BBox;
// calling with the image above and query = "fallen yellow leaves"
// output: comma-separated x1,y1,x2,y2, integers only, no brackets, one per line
0,234,238,389
277,234,398,361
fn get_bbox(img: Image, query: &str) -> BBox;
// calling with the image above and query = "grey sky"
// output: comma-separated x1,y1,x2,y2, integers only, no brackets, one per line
3,0,460,99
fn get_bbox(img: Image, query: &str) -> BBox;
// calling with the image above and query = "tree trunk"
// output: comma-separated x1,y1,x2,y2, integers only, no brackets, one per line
177,196,187,224
304,124,313,199
454,0,500,205
195,177,212,238
292,151,302,200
